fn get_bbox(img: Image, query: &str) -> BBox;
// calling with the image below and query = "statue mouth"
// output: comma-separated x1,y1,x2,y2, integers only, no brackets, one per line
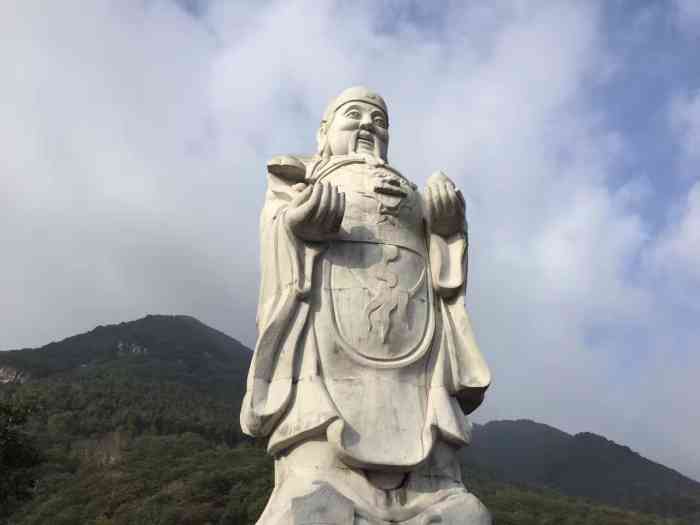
356,131,374,150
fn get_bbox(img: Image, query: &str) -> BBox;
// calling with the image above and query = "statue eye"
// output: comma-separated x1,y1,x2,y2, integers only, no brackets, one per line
345,110,361,119
373,117,386,127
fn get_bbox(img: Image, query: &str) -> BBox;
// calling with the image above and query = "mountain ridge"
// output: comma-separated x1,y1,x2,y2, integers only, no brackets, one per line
464,419,700,517
470,418,699,484
0,314,251,396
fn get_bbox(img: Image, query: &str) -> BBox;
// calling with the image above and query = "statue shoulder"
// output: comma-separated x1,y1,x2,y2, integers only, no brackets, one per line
267,155,319,183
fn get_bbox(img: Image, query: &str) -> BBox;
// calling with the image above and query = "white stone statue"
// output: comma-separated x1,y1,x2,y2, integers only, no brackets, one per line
241,86,492,524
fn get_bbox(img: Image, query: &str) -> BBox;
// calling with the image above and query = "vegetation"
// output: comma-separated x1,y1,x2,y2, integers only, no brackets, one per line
7,434,272,525
1,315,698,524
7,433,687,525
476,482,690,525
463,420,700,519
0,398,43,521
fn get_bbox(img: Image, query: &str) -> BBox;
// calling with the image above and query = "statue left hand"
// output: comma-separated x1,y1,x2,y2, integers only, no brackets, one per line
425,171,466,238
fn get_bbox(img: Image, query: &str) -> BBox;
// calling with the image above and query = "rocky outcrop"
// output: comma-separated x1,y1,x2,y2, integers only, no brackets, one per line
0,366,30,384
116,340,149,356
73,431,128,466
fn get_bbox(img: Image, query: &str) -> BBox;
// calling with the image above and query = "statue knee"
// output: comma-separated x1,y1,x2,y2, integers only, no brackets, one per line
418,492,492,525
291,482,356,525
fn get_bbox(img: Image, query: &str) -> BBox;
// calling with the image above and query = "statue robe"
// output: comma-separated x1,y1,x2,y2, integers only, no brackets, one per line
240,155,490,471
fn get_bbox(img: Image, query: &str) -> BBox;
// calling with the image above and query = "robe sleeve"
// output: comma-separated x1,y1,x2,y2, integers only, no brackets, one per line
429,230,491,415
240,174,324,437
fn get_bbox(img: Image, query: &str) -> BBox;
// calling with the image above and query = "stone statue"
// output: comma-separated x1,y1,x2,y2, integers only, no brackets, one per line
241,86,492,524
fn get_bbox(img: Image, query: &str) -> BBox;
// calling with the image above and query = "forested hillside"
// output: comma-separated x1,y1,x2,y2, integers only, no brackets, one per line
1,315,698,524
464,420,700,518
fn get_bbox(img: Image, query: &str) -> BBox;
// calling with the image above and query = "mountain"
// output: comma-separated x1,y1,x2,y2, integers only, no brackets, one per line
0,314,250,395
1,315,698,524
0,315,264,524
0,314,252,445
462,419,700,519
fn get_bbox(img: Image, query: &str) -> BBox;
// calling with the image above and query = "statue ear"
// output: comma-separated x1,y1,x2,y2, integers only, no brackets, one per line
316,122,329,156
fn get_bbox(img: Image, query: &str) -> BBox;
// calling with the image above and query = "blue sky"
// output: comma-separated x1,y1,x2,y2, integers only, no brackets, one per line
2,0,699,481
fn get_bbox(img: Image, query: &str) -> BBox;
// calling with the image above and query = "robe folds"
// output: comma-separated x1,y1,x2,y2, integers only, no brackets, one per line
240,155,490,471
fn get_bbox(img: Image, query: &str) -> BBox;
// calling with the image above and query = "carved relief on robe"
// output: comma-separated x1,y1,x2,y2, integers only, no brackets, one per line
317,160,434,367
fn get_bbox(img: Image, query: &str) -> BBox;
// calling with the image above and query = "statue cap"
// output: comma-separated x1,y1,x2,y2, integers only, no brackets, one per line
322,86,388,126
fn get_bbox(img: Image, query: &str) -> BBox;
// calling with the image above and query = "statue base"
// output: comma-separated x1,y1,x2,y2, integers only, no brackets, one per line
256,439,491,525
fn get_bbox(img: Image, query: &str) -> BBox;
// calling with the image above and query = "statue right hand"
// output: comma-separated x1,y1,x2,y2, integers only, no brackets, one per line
285,181,346,241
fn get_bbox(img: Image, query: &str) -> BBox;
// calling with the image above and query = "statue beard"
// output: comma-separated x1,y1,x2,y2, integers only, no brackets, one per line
349,129,383,159
318,130,386,160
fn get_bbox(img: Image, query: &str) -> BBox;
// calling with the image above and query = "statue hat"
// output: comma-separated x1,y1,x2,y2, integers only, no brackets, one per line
322,86,389,126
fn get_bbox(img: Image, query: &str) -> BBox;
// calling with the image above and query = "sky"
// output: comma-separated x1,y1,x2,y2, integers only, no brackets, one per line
2,0,700,481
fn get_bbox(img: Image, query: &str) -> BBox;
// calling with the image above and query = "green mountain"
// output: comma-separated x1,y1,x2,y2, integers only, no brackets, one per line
1,314,250,397
1,315,697,524
1,315,251,446
463,420,700,519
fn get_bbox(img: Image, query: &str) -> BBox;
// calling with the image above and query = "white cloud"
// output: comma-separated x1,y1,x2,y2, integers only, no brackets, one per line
648,90,700,290
673,0,700,36
1,0,698,481
670,90,700,174
652,182,700,285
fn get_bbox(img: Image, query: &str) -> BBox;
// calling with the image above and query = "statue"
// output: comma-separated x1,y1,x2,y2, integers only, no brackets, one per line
241,86,492,524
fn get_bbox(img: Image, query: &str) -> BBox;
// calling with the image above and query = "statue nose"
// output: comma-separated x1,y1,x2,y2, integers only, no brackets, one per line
359,116,374,130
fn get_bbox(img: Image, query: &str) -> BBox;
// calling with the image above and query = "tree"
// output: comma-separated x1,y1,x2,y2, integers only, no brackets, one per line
0,398,42,520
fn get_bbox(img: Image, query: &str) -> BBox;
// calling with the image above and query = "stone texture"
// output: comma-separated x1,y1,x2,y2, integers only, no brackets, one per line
240,86,491,524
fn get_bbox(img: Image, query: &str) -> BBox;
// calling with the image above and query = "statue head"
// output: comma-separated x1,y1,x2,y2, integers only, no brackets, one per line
317,86,389,161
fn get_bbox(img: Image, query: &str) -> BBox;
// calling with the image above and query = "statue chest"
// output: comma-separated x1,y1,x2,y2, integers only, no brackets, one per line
318,161,427,254
314,161,435,368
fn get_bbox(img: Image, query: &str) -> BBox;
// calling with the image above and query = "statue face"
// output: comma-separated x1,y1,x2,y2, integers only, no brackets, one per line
324,101,389,160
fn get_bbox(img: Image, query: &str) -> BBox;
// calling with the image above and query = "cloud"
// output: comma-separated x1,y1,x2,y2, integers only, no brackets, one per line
673,0,700,36
652,182,700,285
1,0,699,481
670,90,700,175
646,90,700,294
